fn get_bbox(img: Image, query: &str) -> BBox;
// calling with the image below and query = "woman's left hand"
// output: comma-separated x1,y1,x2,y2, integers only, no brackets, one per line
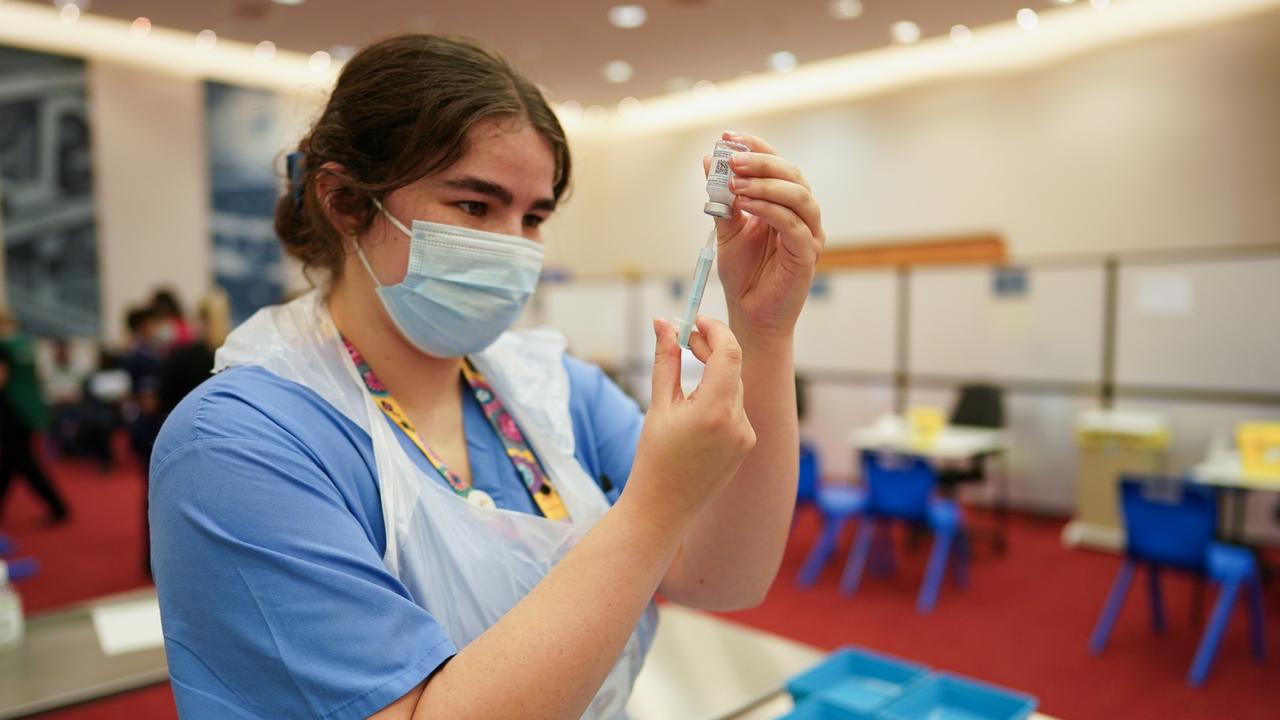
706,130,825,346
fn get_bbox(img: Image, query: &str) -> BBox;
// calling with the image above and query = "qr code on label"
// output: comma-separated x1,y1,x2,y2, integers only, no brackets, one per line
714,159,730,176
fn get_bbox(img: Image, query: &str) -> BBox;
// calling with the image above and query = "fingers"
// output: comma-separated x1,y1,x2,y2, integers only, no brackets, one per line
731,176,821,240
693,316,744,405
729,152,810,191
687,328,712,365
734,196,822,265
650,318,683,408
724,130,778,156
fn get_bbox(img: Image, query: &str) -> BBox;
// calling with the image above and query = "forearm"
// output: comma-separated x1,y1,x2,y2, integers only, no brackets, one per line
663,329,798,610
411,489,686,719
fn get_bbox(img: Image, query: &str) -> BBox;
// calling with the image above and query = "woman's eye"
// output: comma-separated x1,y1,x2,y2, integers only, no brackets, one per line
523,214,546,228
457,201,487,216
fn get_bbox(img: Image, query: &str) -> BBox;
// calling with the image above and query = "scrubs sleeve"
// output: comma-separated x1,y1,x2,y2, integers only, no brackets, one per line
564,357,645,503
150,432,455,720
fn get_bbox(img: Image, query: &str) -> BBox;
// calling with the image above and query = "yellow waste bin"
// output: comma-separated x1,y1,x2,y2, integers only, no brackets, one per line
1063,409,1170,552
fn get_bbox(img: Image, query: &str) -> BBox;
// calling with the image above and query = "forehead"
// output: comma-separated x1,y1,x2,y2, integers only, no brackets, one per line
443,117,558,194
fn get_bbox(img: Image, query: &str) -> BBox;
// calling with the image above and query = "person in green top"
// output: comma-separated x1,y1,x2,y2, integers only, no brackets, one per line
0,309,69,524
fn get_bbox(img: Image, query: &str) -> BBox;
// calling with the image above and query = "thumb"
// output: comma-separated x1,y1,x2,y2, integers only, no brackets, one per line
649,318,682,408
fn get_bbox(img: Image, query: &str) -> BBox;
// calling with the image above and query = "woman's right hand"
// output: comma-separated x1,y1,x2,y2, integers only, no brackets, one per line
625,316,757,528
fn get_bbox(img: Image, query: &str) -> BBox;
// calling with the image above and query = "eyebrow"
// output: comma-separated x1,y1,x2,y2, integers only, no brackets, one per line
443,176,557,213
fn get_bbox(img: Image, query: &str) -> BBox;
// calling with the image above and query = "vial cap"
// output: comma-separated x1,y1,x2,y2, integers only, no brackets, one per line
703,201,732,218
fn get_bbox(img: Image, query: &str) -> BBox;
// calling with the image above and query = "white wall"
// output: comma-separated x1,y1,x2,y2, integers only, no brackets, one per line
88,62,211,344
548,10,1280,276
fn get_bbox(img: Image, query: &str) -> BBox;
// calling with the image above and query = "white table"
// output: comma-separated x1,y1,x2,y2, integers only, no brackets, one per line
627,604,1057,720
1191,451,1280,544
849,417,1010,463
849,415,1012,553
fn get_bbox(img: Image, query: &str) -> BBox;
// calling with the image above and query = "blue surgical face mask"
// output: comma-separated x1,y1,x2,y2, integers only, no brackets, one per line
358,201,544,357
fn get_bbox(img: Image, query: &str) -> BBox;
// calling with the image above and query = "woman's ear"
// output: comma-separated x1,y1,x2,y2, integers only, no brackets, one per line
314,161,364,238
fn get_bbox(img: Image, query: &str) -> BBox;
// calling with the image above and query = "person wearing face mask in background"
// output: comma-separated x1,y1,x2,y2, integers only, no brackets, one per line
149,288,193,349
149,34,824,720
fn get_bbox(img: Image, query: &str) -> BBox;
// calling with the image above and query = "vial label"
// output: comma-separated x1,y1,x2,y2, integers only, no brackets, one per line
706,145,735,191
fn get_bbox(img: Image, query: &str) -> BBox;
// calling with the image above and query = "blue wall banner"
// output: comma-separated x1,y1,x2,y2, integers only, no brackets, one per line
206,81,287,324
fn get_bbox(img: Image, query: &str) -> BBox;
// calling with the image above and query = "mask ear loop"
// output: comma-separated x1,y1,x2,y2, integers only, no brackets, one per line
354,197,412,289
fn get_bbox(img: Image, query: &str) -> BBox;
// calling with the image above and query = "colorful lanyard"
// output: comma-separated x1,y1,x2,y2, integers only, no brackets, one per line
343,339,569,521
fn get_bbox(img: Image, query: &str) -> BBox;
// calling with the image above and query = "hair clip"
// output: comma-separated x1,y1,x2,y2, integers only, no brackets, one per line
286,151,306,205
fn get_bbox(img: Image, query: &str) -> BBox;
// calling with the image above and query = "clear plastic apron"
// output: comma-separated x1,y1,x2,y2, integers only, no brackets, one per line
215,290,658,719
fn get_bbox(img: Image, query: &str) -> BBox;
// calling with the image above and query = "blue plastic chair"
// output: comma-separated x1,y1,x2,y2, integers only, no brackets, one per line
795,480,866,589
797,442,820,510
842,451,968,614
1089,477,1265,687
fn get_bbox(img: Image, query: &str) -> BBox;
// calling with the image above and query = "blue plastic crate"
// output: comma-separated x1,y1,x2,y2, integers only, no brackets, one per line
779,698,857,719
876,673,1038,720
786,647,931,709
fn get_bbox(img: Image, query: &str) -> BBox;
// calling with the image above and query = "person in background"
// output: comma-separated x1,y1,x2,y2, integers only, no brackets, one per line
159,288,231,414
0,309,69,524
119,307,163,396
44,338,88,457
150,288,193,348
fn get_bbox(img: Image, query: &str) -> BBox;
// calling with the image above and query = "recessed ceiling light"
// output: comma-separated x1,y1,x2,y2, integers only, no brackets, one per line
195,29,217,50
666,76,694,93
558,101,582,120
309,51,331,72
1051,0,1077,4
827,0,863,20
272,0,305,5
330,45,357,63
584,105,608,121
607,5,647,29
130,16,151,36
58,4,80,23
618,96,644,118
1017,8,1039,30
890,20,921,45
255,41,276,60
950,24,972,46
767,51,798,72
693,80,717,98
602,60,634,84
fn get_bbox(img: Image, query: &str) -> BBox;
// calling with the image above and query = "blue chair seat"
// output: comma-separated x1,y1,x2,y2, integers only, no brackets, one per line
817,485,866,515
1089,477,1265,687
1207,543,1257,581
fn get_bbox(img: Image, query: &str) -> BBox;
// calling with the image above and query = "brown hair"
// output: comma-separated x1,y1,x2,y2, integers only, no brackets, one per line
275,34,571,279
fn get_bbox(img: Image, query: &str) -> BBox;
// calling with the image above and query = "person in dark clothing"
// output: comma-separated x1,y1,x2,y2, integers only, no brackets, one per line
0,310,69,524
158,290,230,413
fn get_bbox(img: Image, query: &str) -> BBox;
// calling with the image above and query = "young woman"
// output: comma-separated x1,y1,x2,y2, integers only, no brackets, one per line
150,34,824,719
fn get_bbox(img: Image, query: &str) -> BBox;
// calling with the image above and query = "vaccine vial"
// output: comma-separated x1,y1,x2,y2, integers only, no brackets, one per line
704,139,749,218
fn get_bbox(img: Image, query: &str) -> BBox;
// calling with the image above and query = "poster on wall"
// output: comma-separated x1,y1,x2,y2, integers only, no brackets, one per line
206,81,288,324
0,46,100,336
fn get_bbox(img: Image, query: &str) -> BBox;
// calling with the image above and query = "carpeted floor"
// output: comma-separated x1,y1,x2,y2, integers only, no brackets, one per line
5,443,1278,719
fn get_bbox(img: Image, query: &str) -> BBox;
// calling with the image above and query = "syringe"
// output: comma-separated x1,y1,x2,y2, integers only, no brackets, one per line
675,226,717,348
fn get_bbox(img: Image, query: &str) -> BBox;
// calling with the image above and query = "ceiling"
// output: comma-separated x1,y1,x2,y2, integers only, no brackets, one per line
30,0,1087,105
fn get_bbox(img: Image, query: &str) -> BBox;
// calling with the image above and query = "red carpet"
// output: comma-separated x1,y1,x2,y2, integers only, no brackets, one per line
716,508,1280,719
6,444,1278,719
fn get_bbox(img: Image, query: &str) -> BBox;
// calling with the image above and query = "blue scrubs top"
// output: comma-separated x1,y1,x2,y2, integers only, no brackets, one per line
149,356,644,719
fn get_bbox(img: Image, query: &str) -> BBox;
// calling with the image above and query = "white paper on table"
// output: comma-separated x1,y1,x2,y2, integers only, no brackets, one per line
1135,272,1193,316
91,597,164,656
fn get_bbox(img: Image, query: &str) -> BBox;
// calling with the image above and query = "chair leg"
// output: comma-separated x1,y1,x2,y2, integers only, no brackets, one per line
917,528,954,614
840,518,877,596
1188,578,1241,687
952,529,971,590
1247,578,1266,662
796,515,847,588
871,522,896,578
1090,561,1136,655
1148,564,1166,634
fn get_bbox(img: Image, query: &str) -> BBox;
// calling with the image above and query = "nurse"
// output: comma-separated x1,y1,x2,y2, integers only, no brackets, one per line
150,34,825,719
